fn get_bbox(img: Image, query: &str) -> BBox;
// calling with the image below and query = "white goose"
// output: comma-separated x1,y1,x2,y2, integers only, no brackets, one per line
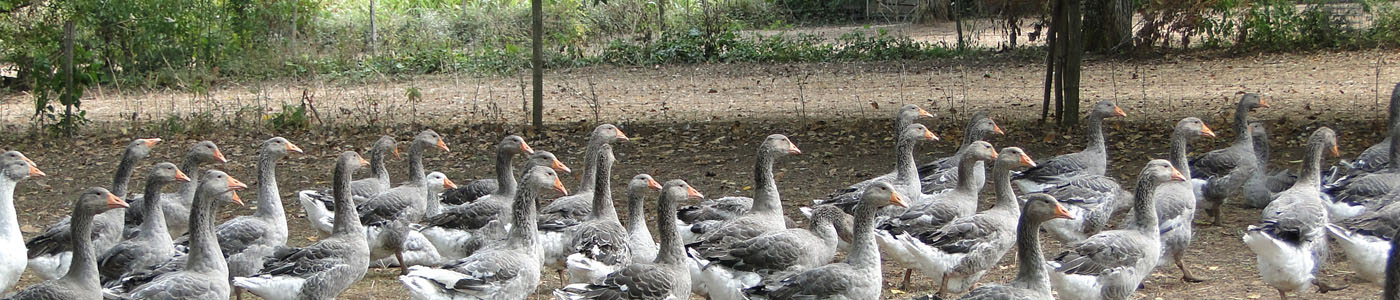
1048,159,1184,300
233,152,372,300
1326,200,1400,287
1245,127,1347,299
0,157,44,291
554,179,703,300
891,147,1035,297
398,166,568,300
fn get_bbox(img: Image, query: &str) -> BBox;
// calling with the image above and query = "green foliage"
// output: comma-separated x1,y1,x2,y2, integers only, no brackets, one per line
268,104,310,131
598,26,966,65
1137,0,1400,50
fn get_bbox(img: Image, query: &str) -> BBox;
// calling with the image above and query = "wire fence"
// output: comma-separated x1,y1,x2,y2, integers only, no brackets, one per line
0,46,1396,131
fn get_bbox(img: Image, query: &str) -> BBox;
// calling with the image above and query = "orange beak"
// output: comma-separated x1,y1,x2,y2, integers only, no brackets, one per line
923,129,939,141
227,176,249,191
1113,106,1127,117
1258,98,1271,108
1052,203,1074,220
1331,145,1340,158
989,149,999,160
141,138,162,147
890,191,908,208
520,141,536,154
444,178,458,190
553,178,569,195
27,165,45,177
21,156,35,167
992,123,1005,135
1020,153,1037,167
615,128,630,141
359,157,371,167
230,191,244,206
686,186,705,199
437,139,450,152
106,193,130,209
213,149,228,163
1201,124,1217,138
286,141,304,154
1169,167,1187,182
918,108,934,118
646,178,662,190
173,169,190,183
551,159,572,174
393,147,401,159
787,142,802,155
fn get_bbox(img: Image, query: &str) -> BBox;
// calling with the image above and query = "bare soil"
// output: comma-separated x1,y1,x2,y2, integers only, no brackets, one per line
1,48,1398,299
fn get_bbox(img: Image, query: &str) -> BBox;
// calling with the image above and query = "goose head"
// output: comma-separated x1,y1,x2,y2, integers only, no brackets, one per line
995,147,1035,169
629,174,662,193
0,161,43,182
260,137,303,159
1022,193,1073,223
861,182,908,209
415,130,450,152
1091,100,1127,118
76,187,128,213
149,162,190,185
1176,117,1216,140
524,166,569,196
760,134,802,157
500,135,534,156
191,141,228,164
199,170,248,206
372,136,400,159
527,151,571,174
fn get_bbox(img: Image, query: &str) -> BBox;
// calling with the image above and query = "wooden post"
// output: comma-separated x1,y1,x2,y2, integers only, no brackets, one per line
1062,0,1083,127
530,0,544,132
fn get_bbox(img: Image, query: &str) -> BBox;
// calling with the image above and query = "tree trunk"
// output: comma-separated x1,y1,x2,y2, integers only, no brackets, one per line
1082,0,1132,52
530,0,544,131
1061,0,1084,127
658,0,667,32
369,0,377,54
1041,14,1057,123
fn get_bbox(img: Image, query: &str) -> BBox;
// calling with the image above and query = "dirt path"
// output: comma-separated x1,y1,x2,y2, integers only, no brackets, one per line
2,49,1396,129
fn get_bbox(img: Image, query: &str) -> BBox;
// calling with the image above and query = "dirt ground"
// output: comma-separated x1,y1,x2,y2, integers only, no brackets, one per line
1,47,1399,299
0,111,1391,299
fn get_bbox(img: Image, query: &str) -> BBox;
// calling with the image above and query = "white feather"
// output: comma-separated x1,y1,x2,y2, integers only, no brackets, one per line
26,251,70,281
564,253,620,285
298,190,335,234
538,230,571,268
1244,227,1317,295
232,275,306,300
1325,224,1391,286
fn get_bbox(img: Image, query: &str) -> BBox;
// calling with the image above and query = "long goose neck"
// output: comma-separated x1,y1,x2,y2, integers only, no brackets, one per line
1011,213,1051,293
1232,103,1255,148
111,150,141,199
578,140,604,193
506,184,540,247
752,151,781,214
0,180,19,244
331,165,364,236
136,178,171,238
493,148,518,196
176,155,202,204
655,190,683,265
894,134,919,188
253,153,284,220
185,189,225,274
371,146,390,183
1085,113,1107,153
1130,176,1163,234
589,155,618,222
625,188,648,235
1297,140,1327,188
408,141,426,184
1170,133,1194,178
992,161,1018,212
955,153,982,193
62,205,100,286
1252,132,1269,174
846,202,881,268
